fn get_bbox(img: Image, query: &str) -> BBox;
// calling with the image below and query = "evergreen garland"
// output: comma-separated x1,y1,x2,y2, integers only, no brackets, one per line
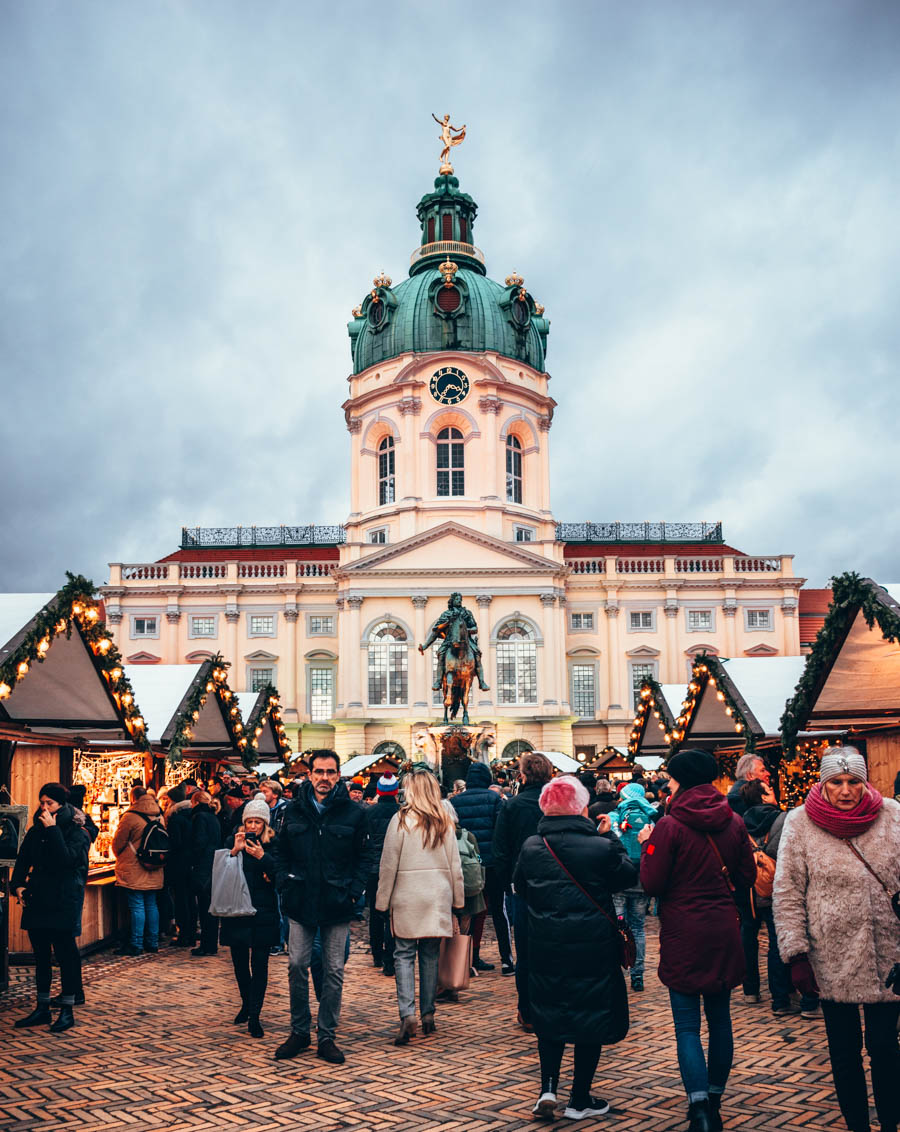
669,653,756,757
780,572,900,757
628,675,674,758
166,655,245,766
0,572,150,752
244,685,292,771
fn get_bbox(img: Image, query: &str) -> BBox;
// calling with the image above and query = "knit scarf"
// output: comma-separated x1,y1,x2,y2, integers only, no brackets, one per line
804,782,883,838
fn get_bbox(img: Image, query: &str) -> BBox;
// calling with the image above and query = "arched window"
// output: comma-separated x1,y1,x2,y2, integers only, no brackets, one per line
367,621,408,706
506,434,523,503
372,740,406,761
378,435,395,505
496,619,537,705
501,739,533,762
436,427,465,497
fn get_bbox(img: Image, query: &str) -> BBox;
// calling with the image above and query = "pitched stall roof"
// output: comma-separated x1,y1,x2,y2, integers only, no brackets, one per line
235,688,292,767
677,656,806,749
781,575,900,752
0,581,146,745
125,658,244,761
628,681,684,759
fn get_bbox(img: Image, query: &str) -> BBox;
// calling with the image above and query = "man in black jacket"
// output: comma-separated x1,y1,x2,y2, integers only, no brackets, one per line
272,751,371,1065
451,760,513,974
493,752,553,1030
363,774,400,976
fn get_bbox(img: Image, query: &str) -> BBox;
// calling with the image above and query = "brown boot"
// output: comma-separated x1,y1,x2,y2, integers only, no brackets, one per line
393,1016,417,1046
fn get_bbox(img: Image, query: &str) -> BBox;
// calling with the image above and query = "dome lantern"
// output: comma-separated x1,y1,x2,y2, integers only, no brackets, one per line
409,174,485,278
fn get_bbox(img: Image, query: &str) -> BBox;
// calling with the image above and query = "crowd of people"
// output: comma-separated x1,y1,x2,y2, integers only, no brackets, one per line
8,748,900,1131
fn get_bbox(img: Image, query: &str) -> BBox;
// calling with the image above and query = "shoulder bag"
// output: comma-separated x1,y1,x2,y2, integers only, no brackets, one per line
844,839,900,923
542,836,636,969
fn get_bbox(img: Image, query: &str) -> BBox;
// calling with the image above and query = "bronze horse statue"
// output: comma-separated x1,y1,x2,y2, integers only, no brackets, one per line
439,614,476,725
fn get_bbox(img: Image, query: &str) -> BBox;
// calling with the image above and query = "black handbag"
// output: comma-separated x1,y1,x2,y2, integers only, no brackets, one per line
542,837,637,969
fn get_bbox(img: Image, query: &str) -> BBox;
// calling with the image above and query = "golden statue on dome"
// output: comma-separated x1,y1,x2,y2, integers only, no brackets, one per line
432,113,466,174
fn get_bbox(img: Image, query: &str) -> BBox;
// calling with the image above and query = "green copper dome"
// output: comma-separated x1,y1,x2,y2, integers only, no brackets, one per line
348,175,549,375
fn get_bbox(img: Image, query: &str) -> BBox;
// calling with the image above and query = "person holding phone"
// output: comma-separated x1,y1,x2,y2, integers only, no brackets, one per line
11,783,90,1034
221,794,280,1038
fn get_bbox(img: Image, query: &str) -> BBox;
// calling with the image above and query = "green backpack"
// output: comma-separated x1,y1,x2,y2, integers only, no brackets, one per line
457,829,484,898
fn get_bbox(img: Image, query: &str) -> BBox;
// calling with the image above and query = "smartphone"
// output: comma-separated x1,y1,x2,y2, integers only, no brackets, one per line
244,831,260,844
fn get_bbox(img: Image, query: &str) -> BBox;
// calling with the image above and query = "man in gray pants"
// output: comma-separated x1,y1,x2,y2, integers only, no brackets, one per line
271,752,371,1064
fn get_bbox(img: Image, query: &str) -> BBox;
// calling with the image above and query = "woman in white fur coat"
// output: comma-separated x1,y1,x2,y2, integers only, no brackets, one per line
773,747,900,1132
376,766,465,1046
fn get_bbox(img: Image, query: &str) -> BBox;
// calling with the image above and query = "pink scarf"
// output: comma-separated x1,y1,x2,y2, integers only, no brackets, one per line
804,782,883,838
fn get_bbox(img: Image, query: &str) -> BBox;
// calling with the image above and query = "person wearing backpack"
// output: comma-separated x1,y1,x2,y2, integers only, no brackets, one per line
113,786,167,956
611,781,658,992
740,779,819,1018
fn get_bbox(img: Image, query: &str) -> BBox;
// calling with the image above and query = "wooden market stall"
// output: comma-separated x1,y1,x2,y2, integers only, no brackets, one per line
781,574,900,798
585,746,639,783
234,686,293,774
0,577,149,981
627,679,684,766
665,654,808,800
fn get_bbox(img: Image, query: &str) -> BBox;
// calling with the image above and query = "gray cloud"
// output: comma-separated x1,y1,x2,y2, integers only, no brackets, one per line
2,0,899,591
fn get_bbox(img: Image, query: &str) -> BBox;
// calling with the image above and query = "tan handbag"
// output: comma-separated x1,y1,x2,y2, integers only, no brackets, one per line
438,919,472,991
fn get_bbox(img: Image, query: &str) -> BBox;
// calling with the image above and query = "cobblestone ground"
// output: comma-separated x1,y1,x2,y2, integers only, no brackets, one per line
0,919,855,1131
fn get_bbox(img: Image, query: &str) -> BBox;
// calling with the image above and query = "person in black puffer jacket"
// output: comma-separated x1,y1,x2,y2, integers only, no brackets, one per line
271,753,371,1064
221,794,280,1038
493,752,554,1029
515,775,637,1123
164,784,195,947
450,760,512,973
188,791,222,956
11,783,90,1034
364,774,400,975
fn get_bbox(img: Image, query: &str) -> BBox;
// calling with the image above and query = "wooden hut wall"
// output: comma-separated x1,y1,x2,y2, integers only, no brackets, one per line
860,733,899,796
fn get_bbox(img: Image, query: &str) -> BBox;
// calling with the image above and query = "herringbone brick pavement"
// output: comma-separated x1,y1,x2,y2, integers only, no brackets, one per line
0,919,860,1131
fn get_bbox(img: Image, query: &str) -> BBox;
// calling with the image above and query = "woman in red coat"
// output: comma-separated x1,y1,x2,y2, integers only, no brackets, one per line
639,750,756,1132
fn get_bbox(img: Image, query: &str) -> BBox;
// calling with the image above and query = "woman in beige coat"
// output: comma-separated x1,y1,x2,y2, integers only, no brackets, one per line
113,786,165,956
774,748,900,1132
376,767,465,1045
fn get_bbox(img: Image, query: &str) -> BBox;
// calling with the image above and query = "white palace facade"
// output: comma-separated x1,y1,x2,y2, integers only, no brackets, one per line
101,165,803,765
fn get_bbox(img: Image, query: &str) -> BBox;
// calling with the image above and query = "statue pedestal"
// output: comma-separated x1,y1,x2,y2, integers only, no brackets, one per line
439,162,454,175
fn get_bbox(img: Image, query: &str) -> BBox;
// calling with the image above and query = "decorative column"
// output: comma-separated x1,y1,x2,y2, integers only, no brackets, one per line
475,594,493,708
478,397,502,500
347,595,364,710
723,598,738,657
106,609,123,651
538,415,553,513
283,608,299,717
539,592,557,708
781,598,798,654
412,595,428,709
398,398,422,508
605,603,622,712
664,601,679,683
334,597,345,712
165,609,181,664
556,593,570,713
225,608,240,674
347,419,362,515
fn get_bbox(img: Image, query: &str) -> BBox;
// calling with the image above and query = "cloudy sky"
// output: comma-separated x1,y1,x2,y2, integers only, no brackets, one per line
2,0,898,591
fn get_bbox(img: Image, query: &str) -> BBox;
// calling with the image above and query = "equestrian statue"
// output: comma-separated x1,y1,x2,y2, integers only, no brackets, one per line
418,592,489,726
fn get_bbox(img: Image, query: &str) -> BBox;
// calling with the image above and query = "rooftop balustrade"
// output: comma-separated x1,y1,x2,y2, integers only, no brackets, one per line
409,240,485,268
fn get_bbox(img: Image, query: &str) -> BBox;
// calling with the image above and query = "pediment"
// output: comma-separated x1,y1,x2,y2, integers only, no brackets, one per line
126,651,160,664
341,522,559,576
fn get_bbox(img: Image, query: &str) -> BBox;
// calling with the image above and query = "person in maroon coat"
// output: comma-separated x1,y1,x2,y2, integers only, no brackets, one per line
638,750,756,1132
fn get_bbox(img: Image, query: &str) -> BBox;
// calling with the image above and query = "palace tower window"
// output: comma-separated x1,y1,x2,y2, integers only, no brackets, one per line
496,619,537,705
506,434,523,503
436,427,465,496
368,621,408,706
378,435,395,505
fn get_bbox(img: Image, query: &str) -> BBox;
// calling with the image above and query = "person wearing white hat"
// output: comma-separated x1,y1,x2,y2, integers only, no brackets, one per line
774,747,900,1132
221,793,280,1039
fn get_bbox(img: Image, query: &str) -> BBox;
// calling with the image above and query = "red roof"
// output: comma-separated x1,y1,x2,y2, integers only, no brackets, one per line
799,587,832,646
158,546,341,563
563,543,744,558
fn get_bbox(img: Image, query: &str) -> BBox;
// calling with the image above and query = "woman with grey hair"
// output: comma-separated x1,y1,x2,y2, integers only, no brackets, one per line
774,747,900,1132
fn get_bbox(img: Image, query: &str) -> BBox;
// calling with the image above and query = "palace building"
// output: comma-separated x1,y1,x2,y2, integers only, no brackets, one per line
101,160,803,765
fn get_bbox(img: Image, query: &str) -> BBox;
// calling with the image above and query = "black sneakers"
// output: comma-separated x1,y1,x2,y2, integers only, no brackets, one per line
316,1038,345,1064
472,957,495,972
501,961,516,976
563,1095,610,1120
274,1031,311,1059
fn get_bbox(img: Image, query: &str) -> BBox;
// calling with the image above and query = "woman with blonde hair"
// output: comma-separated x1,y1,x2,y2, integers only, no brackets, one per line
376,766,465,1045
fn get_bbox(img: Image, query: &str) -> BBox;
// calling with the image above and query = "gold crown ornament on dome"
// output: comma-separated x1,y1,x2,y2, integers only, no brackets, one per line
351,305,362,318
438,259,459,288
373,271,392,289
505,271,524,288
534,303,545,316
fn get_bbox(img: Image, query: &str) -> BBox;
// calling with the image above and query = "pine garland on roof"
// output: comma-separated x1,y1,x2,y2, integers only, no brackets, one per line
167,655,245,766
244,685,292,771
779,572,900,757
0,572,150,752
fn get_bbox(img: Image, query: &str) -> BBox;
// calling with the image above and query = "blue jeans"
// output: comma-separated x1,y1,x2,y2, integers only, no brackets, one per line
393,936,440,1019
614,884,647,979
310,925,351,1000
668,988,734,1102
127,890,159,950
288,920,349,1041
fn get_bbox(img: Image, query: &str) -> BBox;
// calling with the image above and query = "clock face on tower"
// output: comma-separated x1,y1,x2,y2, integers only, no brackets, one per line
429,366,470,406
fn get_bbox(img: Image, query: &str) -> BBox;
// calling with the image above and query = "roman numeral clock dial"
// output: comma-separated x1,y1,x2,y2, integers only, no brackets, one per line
430,366,470,406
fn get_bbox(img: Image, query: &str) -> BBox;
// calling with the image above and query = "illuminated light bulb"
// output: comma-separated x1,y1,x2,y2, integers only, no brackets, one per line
17,661,29,677
0,682,10,699
234,722,243,732
132,716,144,729
86,608,99,622
717,691,725,702
111,667,122,680
72,603,84,615
657,722,665,732
97,639,111,654
255,727,262,737
206,682,214,692
55,619,67,634
641,688,651,699
192,711,199,722
735,723,743,733
664,733,671,743
653,711,660,719
122,692,133,706
725,707,732,716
